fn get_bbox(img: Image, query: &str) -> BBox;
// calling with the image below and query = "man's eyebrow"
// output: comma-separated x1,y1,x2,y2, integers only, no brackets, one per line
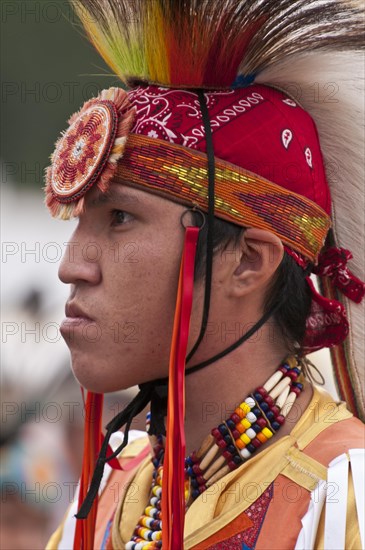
89,187,141,207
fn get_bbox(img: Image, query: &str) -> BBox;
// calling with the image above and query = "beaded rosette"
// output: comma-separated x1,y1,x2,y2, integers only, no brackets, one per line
45,87,135,219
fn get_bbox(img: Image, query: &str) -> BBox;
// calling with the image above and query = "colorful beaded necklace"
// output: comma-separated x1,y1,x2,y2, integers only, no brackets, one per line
125,355,304,550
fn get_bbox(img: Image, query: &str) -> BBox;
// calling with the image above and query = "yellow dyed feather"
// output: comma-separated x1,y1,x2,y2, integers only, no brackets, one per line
71,0,364,88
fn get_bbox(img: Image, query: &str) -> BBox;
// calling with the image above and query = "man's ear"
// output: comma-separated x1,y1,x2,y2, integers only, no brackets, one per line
230,228,284,298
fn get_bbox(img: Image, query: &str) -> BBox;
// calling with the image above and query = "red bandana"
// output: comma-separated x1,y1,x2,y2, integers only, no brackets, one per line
128,84,331,214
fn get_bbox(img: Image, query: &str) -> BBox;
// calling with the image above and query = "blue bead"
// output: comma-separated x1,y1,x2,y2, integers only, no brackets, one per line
295,382,303,390
254,392,263,402
252,423,261,433
190,477,199,488
224,434,232,444
260,402,269,412
233,455,242,464
252,407,261,417
271,421,280,431
246,443,256,453
185,456,194,467
218,423,228,435
226,419,235,430
266,410,275,421
293,367,300,374
192,489,200,499
227,444,236,454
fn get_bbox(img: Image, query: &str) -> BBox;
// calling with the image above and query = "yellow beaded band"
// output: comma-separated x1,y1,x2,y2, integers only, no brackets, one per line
115,134,331,262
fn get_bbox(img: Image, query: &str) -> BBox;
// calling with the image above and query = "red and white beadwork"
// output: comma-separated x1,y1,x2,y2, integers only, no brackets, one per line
51,101,117,200
45,88,136,219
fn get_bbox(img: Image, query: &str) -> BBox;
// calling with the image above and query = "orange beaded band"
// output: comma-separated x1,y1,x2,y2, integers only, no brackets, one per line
115,134,331,262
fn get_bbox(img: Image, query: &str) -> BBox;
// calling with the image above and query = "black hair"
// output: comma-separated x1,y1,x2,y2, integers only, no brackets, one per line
192,213,312,350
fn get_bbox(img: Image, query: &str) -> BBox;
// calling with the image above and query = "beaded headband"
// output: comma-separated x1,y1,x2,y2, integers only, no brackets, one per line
46,86,331,263
115,134,330,262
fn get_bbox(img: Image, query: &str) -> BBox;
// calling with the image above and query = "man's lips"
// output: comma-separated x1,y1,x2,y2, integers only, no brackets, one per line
60,302,96,336
65,302,94,321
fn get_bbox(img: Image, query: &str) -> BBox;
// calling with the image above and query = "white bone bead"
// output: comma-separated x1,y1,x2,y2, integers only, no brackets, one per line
269,376,290,399
196,433,215,459
206,464,230,487
276,385,291,409
263,370,283,392
203,454,226,480
282,391,297,417
199,443,220,471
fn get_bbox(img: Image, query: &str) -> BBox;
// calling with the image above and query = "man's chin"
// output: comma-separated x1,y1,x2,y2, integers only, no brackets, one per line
70,355,137,393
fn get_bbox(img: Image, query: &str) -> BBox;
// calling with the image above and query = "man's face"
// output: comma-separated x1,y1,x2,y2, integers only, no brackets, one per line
59,184,189,392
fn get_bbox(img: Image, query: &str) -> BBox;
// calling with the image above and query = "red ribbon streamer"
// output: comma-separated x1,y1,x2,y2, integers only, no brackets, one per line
162,226,199,550
73,392,104,550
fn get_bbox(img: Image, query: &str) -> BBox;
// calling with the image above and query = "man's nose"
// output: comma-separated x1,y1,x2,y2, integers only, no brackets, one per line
58,227,102,285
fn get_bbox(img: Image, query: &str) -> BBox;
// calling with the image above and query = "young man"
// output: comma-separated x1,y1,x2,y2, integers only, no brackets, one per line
46,1,364,548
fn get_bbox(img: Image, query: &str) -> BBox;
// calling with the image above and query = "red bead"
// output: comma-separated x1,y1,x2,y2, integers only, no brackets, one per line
230,413,241,424
211,428,221,439
192,464,202,475
232,429,240,440
287,371,298,380
190,452,199,463
256,386,267,397
199,485,207,494
197,476,206,485
251,437,262,448
223,450,232,460
264,395,275,407
279,367,287,374
271,405,280,417
217,439,226,448
291,386,301,396
276,414,285,425
256,417,267,428
228,460,237,470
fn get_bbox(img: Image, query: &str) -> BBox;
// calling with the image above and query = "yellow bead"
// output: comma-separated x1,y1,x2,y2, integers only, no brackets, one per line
152,485,162,497
239,402,250,415
239,433,251,444
262,427,273,439
240,418,251,430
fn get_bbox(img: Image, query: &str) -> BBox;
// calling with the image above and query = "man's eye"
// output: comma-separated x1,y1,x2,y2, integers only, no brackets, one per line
111,210,133,226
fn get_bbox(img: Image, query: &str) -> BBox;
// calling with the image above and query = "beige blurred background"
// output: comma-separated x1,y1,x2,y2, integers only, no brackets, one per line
1,2,139,547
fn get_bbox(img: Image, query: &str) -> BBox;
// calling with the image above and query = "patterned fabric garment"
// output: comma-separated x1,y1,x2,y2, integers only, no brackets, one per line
202,485,274,550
